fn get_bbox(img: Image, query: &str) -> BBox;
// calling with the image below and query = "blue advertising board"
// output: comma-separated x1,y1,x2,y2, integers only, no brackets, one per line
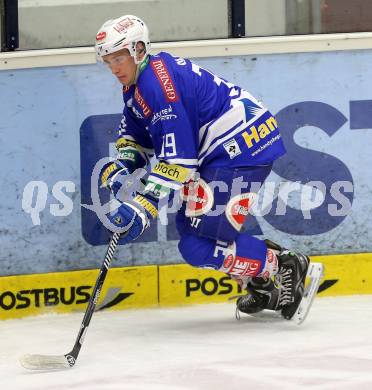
1,49,372,275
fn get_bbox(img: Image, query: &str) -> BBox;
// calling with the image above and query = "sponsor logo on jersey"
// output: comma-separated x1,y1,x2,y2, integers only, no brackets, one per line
131,105,144,119
114,17,134,34
225,193,256,231
96,31,106,41
242,115,278,148
134,87,152,117
151,59,179,102
153,162,190,182
223,138,242,159
144,180,170,199
151,104,178,125
181,179,214,217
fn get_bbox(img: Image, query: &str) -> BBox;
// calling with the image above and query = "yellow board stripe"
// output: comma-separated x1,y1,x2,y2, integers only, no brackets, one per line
1,253,372,320
0,266,158,320
312,253,372,296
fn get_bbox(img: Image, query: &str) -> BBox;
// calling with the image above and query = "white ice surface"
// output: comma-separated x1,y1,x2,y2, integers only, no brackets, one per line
1,296,372,390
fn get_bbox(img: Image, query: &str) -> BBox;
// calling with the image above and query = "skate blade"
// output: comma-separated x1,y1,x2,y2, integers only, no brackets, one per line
292,262,324,325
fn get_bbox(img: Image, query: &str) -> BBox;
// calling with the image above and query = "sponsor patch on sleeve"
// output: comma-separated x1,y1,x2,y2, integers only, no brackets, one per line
134,87,152,117
151,59,179,103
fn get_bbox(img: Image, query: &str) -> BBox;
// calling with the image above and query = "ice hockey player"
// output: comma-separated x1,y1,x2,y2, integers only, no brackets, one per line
95,15,321,322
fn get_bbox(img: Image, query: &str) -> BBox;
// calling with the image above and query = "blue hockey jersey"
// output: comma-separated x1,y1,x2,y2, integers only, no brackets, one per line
118,52,286,170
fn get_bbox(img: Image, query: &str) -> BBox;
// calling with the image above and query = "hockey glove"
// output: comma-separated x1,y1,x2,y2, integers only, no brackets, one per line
100,138,149,198
108,160,193,243
100,160,130,197
108,195,157,244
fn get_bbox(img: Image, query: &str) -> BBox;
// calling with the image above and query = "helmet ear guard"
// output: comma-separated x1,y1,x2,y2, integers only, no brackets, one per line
129,40,148,65
95,15,151,64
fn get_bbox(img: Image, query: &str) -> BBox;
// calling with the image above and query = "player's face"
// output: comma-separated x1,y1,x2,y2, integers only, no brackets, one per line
103,49,137,86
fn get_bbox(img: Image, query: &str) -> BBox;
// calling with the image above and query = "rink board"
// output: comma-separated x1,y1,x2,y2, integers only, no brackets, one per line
159,253,372,305
0,266,158,320
3,49,372,276
0,253,371,319
314,253,372,296
158,265,244,306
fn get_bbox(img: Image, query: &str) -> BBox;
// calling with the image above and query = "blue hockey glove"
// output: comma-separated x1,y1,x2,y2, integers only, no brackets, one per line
100,137,149,198
108,195,158,244
100,160,130,197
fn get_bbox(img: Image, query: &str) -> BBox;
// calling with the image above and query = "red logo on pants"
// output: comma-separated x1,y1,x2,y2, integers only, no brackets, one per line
181,179,214,217
225,193,256,231
223,254,234,269
224,256,261,277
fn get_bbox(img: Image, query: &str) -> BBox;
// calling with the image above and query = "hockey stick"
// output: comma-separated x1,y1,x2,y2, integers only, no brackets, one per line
20,232,121,370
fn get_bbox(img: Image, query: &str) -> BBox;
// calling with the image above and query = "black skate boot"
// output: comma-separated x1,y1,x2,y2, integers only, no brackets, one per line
266,240,310,320
236,277,280,315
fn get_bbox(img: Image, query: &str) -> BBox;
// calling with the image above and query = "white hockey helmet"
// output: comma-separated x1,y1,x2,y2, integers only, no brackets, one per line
95,15,151,64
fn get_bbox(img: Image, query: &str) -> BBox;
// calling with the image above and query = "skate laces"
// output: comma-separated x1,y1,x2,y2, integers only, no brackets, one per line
275,267,293,306
238,294,256,308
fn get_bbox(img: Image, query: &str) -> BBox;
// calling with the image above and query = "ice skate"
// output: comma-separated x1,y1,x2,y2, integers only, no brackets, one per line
267,240,324,324
236,277,279,316
274,248,310,320
236,240,323,324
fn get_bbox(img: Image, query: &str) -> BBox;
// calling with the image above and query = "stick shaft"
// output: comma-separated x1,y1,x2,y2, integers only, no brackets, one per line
68,232,121,361
20,232,122,370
